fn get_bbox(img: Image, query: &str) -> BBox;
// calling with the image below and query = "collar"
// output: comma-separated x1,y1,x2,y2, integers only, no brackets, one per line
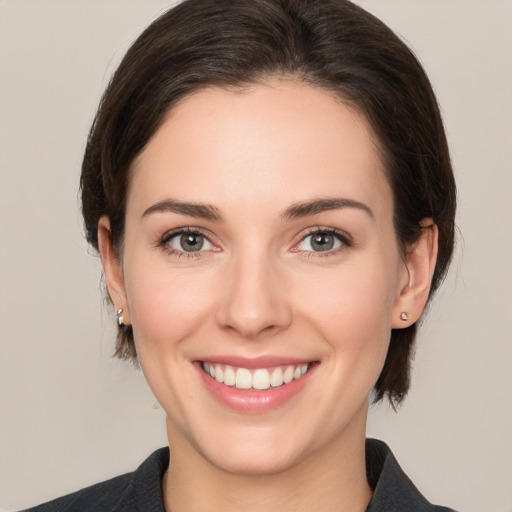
132,439,455,512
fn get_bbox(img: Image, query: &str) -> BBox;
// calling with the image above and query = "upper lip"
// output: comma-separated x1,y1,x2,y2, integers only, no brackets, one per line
196,355,316,369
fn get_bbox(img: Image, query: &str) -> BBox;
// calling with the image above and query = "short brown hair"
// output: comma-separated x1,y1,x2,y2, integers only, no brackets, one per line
81,0,456,405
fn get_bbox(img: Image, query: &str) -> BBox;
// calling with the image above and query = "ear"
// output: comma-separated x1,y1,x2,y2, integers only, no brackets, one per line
391,219,438,328
97,216,130,325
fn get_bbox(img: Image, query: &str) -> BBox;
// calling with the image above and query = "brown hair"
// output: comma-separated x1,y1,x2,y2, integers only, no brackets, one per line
81,0,456,405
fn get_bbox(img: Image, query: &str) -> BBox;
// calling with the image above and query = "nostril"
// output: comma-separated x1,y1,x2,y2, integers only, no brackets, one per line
214,266,293,339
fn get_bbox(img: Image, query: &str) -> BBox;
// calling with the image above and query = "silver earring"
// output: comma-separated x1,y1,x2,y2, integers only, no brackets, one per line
116,308,124,326
400,312,409,322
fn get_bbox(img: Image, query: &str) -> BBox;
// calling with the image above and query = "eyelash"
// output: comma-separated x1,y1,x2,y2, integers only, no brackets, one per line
292,227,352,258
159,227,218,260
158,226,352,260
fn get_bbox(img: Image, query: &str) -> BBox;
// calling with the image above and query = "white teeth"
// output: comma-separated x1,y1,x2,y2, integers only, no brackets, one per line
203,362,310,390
235,368,252,390
224,365,236,386
270,367,284,387
283,366,294,384
252,369,270,390
214,365,224,383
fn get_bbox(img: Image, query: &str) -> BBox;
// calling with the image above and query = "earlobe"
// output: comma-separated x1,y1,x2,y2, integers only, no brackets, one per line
392,220,438,328
97,216,130,325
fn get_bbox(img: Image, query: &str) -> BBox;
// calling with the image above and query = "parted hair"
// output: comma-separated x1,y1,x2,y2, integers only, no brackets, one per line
81,0,456,405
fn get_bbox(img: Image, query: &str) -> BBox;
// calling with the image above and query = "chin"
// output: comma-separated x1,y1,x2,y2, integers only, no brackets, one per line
204,440,308,477
172,415,316,477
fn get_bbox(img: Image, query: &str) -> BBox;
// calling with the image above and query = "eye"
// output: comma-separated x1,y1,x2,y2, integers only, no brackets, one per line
294,228,350,254
163,229,216,254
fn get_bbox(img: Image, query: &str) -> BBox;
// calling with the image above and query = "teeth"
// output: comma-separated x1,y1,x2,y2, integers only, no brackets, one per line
202,362,310,390
235,368,252,389
224,365,236,386
283,366,294,384
253,369,270,390
214,365,224,383
270,368,284,387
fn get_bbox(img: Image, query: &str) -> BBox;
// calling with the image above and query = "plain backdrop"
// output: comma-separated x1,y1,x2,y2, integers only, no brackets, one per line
1,1,511,511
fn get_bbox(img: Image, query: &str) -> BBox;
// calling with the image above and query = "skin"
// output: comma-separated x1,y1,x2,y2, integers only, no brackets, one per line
98,81,438,512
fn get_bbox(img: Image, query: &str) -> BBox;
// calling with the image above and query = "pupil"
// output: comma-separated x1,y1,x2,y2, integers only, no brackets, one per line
181,233,203,252
312,233,334,251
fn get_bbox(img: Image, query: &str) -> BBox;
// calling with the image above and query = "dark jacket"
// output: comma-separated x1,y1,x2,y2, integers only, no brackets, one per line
23,439,457,511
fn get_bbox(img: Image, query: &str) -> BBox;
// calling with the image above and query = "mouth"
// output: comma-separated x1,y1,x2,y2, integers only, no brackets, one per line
196,356,318,412
201,361,312,391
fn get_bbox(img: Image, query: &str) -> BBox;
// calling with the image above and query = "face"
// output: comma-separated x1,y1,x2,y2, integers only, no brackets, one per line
102,82,415,475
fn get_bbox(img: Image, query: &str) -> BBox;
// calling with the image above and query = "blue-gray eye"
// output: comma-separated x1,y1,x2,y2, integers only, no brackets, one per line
166,232,214,252
297,231,343,252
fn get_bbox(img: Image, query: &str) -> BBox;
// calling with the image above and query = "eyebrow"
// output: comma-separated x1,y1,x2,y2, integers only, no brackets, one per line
142,196,373,223
142,199,223,221
282,197,374,221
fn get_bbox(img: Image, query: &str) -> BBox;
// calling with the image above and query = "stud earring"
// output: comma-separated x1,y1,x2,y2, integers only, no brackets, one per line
400,312,409,322
116,308,124,326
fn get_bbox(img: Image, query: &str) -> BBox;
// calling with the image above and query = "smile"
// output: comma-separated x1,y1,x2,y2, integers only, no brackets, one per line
202,362,310,390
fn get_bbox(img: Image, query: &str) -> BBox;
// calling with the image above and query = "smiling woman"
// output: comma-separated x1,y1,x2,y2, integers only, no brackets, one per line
99,84,424,483
19,0,460,511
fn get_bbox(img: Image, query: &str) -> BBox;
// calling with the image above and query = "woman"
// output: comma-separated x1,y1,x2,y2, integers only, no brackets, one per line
25,0,457,510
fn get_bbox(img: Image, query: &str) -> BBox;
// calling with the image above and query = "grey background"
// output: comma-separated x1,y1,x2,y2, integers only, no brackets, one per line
1,1,511,511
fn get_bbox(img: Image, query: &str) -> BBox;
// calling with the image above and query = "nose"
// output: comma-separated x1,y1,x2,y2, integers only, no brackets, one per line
215,251,293,340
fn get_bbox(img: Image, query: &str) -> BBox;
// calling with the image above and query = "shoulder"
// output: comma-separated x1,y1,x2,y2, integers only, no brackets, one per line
22,447,169,512
366,439,458,512
22,473,135,512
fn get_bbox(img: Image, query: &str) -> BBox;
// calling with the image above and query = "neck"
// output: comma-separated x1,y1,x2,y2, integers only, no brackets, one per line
163,414,372,512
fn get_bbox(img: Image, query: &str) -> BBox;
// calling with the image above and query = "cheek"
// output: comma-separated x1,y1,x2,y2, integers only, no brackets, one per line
122,259,220,416
123,260,218,353
294,261,399,354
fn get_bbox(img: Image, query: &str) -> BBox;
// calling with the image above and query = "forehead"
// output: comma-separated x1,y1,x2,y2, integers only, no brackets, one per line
129,82,392,220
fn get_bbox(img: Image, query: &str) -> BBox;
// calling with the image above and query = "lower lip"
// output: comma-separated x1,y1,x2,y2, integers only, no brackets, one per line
196,362,316,414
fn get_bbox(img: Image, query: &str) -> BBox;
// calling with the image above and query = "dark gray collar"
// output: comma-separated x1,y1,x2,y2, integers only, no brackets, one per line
130,439,458,511
365,438,457,511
